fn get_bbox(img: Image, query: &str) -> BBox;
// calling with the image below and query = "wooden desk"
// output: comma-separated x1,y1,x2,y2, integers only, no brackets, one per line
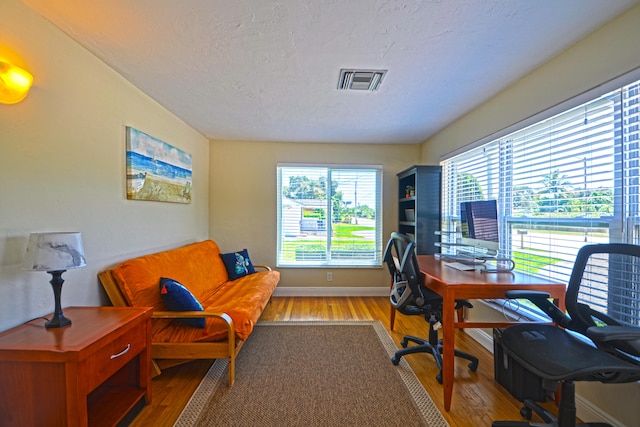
391,255,566,412
0,306,152,426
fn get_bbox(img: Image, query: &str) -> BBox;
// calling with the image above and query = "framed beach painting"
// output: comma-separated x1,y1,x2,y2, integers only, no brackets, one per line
125,126,192,203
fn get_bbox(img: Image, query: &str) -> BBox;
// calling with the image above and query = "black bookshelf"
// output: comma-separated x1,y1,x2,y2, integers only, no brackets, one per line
397,165,442,255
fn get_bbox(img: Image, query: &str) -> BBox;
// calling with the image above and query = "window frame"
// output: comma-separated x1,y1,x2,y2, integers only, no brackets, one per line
439,69,640,323
276,163,383,268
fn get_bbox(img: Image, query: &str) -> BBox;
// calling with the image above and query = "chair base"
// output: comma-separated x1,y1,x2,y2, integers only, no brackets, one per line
492,381,612,427
390,315,478,383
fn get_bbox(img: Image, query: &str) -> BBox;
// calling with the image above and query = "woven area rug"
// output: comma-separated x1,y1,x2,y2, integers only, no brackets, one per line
173,321,449,427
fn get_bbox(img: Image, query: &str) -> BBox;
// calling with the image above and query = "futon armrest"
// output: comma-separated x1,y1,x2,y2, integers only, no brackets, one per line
152,310,233,323
587,325,640,342
151,311,233,322
254,264,272,271
152,311,235,342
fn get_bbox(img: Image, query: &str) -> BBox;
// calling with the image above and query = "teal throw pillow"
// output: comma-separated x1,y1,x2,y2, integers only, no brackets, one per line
159,277,205,328
220,249,256,280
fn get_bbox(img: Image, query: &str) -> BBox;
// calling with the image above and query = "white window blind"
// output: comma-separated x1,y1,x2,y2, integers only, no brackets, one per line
276,164,382,267
441,77,640,322
624,82,640,243
577,250,640,327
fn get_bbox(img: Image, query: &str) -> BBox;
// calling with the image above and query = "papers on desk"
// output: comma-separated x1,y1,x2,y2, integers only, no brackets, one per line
444,262,478,271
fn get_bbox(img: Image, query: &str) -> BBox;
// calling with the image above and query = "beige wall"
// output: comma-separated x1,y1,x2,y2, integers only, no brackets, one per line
0,0,210,330
210,140,421,291
421,5,640,426
421,4,640,165
2,0,639,423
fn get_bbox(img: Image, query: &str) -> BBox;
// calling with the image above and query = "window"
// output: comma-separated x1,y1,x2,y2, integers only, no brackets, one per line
440,74,640,323
277,164,382,267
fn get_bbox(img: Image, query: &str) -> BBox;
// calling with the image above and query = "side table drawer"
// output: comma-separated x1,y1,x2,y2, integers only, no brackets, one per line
85,323,146,392
0,307,151,427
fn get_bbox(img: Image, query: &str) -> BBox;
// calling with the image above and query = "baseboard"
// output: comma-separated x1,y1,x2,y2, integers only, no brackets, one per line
272,287,389,297
465,327,494,353
575,394,626,426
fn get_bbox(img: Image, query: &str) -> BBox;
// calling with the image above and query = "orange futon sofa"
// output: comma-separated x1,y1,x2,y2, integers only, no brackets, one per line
98,240,279,385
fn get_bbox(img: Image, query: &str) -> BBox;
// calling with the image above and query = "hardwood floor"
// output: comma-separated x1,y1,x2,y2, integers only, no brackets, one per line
130,296,554,427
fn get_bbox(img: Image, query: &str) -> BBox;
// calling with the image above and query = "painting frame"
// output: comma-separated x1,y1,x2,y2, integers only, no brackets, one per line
125,126,192,204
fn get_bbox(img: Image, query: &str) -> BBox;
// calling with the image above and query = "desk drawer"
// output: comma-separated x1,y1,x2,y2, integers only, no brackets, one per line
85,323,146,392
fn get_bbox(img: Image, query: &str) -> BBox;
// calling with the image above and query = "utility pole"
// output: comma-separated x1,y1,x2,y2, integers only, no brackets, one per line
354,179,358,224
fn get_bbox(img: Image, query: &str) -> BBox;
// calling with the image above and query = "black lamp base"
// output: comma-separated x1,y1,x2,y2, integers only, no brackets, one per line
45,314,72,328
46,270,72,329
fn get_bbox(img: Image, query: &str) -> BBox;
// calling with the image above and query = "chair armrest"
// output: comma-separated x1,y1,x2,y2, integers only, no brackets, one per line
505,290,550,300
580,305,620,326
504,290,571,327
254,264,272,271
586,325,640,342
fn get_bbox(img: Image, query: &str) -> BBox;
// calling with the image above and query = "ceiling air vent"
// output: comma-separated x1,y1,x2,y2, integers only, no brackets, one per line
338,69,387,91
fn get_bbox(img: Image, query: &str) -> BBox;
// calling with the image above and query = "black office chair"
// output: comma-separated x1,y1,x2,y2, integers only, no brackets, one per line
384,232,478,383
493,243,640,427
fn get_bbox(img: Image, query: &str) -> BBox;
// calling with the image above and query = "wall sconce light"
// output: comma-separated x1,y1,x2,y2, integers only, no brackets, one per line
23,232,86,328
0,59,34,104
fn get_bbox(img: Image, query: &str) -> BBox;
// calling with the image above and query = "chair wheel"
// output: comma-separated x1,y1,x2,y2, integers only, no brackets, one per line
468,360,479,372
436,373,443,384
391,356,401,365
400,338,408,348
519,406,532,420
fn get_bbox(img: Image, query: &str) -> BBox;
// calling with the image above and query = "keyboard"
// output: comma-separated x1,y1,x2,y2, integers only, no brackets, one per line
444,262,478,271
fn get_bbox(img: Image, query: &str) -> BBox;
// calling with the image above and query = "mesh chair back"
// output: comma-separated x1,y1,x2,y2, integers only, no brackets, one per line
384,232,439,313
566,243,640,361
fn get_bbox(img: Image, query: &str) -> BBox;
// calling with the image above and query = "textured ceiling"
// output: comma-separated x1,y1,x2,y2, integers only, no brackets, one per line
22,0,639,144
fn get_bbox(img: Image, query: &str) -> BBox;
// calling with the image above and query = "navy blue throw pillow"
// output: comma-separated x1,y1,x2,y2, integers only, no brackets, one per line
219,249,256,280
159,277,205,328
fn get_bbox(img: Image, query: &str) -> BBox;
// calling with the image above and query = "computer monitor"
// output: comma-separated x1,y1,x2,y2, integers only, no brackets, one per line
459,200,499,256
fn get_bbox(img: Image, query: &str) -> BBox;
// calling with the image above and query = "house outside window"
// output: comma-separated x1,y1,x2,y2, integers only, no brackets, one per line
277,164,382,267
440,76,640,323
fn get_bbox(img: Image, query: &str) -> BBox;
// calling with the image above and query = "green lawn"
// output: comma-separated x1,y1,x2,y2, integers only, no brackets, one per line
512,251,563,275
281,222,376,262
282,223,565,271
332,222,375,238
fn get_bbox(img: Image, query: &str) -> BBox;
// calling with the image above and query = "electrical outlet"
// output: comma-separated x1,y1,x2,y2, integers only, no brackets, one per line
326,272,333,281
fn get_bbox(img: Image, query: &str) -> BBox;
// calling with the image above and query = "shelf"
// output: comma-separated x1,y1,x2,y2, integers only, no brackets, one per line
397,165,442,255
88,386,146,427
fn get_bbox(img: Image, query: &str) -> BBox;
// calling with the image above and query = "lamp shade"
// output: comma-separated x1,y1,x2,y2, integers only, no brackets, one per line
23,232,86,272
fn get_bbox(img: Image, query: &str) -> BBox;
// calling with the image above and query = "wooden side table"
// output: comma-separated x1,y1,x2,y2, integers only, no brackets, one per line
0,306,152,427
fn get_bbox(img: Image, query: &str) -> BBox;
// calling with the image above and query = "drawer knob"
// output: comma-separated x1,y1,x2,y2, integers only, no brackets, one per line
110,343,131,359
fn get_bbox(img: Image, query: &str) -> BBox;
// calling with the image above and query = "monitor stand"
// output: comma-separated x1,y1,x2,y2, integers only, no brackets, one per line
436,252,515,272
479,257,515,273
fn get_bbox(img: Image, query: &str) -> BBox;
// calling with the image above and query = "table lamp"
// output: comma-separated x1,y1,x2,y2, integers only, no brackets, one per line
22,232,86,328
